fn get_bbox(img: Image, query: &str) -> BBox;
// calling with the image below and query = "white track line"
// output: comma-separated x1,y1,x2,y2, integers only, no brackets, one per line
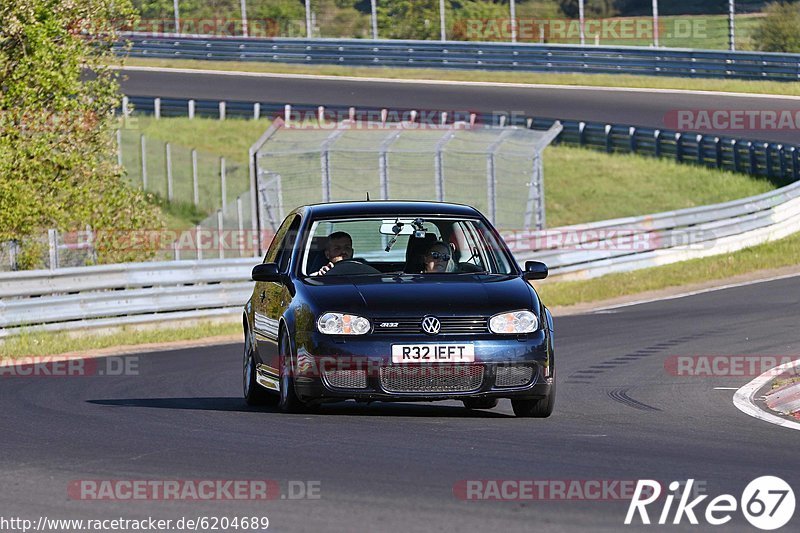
733,358,800,432
117,65,800,101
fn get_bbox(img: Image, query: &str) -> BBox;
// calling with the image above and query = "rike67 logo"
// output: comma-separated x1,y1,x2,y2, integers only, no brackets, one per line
625,477,795,530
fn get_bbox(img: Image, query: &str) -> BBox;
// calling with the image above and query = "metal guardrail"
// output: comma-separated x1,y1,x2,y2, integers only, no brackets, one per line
120,35,800,81
3,177,800,335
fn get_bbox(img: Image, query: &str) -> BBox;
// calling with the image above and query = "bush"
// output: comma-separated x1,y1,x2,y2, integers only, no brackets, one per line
0,0,165,266
752,2,800,53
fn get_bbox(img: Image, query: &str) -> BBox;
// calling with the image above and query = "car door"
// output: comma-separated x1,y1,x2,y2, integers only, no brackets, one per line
253,214,301,376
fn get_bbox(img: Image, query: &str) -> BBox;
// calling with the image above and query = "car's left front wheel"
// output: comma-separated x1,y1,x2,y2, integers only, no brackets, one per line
243,329,276,406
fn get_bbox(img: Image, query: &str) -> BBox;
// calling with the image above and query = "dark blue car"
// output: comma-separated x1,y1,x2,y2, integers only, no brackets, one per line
242,201,554,417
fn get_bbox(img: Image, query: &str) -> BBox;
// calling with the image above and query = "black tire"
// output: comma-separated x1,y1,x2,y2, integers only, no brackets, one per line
511,380,556,418
243,328,276,406
462,398,499,410
278,330,305,413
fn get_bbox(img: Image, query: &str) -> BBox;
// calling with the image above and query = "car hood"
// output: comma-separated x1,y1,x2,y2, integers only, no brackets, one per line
302,274,537,316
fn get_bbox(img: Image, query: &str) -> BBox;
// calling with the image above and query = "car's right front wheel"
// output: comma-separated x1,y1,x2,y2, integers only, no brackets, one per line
511,380,556,418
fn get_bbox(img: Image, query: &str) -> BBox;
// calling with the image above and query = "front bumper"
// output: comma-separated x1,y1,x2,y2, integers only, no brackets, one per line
292,329,554,403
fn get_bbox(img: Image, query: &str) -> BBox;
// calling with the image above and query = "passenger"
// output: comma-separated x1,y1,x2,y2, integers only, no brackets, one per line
310,231,353,276
421,240,453,273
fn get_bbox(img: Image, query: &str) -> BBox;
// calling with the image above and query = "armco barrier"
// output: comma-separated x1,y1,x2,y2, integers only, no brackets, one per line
2,178,800,336
119,35,800,82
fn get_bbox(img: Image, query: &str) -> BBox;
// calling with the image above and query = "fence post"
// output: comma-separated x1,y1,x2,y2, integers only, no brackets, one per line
253,102,260,120
675,133,683,163
116,129,123,167
748,141,756,174
604,124,613,153
731,139,739,172
9,240,18,271
154,97,161,120
629,126,637,153
122,96,130,120
696,134,704,165
219,101,226,120
192,149,199,206
140,134,147,190
486,152,496,225
165,142,174,201
237,196,245,257
220,157,227,212
188,99,195,119
217,210,225,259
195,225,203,260
48,229,58,270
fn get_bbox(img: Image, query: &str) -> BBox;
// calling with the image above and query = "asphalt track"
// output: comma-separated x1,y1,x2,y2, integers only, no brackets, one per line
120,68,800,144
2,275,798,532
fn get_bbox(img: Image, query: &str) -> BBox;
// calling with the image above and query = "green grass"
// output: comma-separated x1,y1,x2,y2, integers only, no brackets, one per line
124,56,800,98
536,230,800,307
0,321,241,359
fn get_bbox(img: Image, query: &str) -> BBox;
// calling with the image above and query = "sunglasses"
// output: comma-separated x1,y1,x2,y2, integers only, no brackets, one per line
427,251,451,261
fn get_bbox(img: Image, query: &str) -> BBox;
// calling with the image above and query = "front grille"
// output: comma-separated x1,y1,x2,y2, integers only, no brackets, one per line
372,316,488,335
495,365,535,387
323,369,368,389
380,365,484,393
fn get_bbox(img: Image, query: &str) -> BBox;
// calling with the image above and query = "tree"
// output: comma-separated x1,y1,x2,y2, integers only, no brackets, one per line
0,0,165,267
377,0,446,40
752,1,800,53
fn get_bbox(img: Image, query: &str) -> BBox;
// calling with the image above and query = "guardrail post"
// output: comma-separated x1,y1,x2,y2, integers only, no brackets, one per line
714,137,722,168
285,104,292,126
629,126,637,153
765,143,773,179
675,133,683,163
122,96,129,120
188,99,195,119
217,210,225,259
165,142,173,201
696,134,704,165
604,124,613,153
792,147,799,182
140,134,147,190
731,139,739,172
154,97,161,120
253,103,260,120
48,229,58,270
9,240,18,271
220,157,227,212
192,149,199,206
219,101,226,121
654,129,661,158
578,122,586,146
748,141,756,174
173,241,180,261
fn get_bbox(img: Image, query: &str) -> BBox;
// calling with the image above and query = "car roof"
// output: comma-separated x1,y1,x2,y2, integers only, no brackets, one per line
296,201,484,219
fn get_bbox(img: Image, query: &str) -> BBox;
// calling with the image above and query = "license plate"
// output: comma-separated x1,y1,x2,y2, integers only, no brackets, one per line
391,344,475,363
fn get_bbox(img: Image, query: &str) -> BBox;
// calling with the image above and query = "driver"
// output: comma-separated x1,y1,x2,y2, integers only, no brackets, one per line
310,231,353,276
421,240,453,273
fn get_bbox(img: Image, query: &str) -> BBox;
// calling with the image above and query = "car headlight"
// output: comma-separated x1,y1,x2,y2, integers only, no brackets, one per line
317,312,371,335
489,310,538,334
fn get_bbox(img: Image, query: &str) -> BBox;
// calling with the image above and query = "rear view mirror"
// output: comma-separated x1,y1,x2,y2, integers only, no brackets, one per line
252,262,281,282
523,261,548,280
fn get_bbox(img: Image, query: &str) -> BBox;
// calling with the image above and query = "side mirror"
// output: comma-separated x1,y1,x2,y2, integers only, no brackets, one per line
523,261,548,280
252,262,281,282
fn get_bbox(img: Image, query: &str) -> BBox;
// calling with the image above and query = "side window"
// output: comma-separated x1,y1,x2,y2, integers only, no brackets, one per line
277,217,302,272
263,215,300,269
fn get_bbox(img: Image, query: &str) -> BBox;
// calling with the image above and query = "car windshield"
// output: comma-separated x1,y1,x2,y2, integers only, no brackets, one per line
301,217,515,276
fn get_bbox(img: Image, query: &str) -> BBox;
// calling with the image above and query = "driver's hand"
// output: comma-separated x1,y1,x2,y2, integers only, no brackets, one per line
315,261,334,276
